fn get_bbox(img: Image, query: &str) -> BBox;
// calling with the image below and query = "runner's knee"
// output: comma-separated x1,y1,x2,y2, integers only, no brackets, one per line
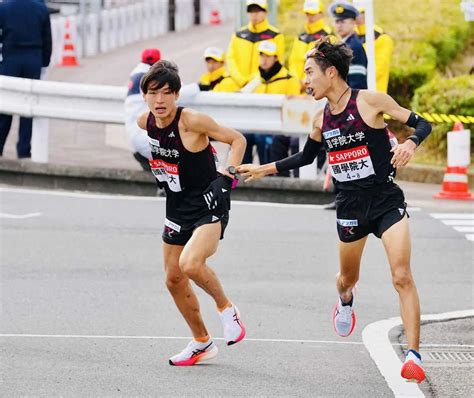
179,255,203,279
391,268,413,291
165,271,188,292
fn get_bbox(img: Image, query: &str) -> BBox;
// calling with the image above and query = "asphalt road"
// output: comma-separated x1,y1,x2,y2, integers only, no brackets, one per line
1,185,472,397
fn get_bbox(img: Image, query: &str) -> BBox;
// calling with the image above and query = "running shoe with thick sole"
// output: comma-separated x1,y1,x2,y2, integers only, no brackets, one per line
332,291,356,337
401,350,425,383
169,339,218,366
219,304,246,345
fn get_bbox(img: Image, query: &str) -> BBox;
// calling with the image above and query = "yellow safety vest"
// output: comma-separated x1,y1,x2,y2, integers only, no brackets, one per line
226,19,285,87
199,66,240,92
250,65,301,95
356,24,394,93
288,20,333,83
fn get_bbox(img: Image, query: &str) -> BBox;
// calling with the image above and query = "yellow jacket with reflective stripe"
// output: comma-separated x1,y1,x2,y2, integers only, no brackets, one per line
355,24,394,93
226,19,285,87
248,65,301,95
198,66,240,92
288,20,333,83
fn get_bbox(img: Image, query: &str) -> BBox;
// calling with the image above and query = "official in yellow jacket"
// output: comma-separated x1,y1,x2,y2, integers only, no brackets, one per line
241,41,301,176
198,47,240,93
355,7,394,93
288,0,333,88
226,0,285,88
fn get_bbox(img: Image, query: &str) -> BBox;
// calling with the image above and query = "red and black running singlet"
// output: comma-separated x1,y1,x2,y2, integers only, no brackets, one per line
146,107,219,222
321,89,395,190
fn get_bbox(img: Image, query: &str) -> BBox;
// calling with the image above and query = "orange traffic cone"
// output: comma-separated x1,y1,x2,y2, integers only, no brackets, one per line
58,18,79,67
434,122,474,200
209,10,221,25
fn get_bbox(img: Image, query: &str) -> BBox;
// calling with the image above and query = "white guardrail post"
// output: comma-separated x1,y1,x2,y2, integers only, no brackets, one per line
0,76,324,179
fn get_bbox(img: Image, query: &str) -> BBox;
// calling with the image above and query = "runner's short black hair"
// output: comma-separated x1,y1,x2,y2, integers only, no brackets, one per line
140,60,181,94
306,37,353,81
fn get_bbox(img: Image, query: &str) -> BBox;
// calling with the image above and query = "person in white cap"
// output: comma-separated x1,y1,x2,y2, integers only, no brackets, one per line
226,0,285,88
198,47,240,92
241,40,301,173
289,0,333,91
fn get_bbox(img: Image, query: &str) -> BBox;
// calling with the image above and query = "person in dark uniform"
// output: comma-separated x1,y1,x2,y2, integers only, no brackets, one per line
237,37,432,384
329,2,367,90
137,61,247,366
0,0,52,158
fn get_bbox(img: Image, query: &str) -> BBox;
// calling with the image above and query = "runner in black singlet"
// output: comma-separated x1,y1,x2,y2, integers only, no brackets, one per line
237,37,432,384
137,60,247,366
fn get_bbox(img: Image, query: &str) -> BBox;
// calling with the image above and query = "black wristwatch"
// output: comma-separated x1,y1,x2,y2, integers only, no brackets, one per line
226,166,239,179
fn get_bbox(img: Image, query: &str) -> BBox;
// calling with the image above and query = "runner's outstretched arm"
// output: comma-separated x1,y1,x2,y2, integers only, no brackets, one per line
237,109,324,182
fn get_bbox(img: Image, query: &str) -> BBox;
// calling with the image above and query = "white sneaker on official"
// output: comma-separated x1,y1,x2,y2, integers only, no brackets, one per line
169,338,218,366
219,304,246,345
332,293,356,337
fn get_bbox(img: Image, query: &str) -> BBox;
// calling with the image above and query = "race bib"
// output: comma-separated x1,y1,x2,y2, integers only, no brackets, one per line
328,145,375,182
149,159,182,192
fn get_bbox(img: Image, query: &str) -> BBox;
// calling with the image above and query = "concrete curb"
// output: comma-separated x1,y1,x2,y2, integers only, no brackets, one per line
1,159,472,204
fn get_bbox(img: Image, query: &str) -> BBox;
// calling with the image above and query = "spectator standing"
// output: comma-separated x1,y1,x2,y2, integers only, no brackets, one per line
241,40,300,174
226,0,285,88
289,0,333,91
329,2,367,90
0,0,52,158
355,7,394,93
198,47,240,93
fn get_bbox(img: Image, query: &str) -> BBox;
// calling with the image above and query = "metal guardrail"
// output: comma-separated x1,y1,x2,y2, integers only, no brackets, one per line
0,75,323,134
0,75,324,178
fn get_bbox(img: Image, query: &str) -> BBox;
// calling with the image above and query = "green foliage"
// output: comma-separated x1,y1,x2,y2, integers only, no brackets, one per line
410,75,474,164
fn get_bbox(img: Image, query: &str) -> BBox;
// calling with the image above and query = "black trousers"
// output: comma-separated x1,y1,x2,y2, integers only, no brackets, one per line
0,49,42,157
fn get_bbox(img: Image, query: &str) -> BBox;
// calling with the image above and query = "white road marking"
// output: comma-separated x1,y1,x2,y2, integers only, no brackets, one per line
441,220,474,226
0,334,471,349
453,226,474,233
0,186,422,211
0,212,42,219
362,309,474,398
431,213,474,219
430,213,474,242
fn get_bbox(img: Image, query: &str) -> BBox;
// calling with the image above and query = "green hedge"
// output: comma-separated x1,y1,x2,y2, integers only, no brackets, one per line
409,75,474,164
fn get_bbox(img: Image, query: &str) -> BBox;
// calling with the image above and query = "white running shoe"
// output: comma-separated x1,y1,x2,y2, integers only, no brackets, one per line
219,304,246,345
332,292,356,337
169,339,218,366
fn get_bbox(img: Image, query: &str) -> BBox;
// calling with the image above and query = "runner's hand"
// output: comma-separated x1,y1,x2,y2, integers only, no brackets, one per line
236,164,267,182
390,140,416,168
203,175,233,212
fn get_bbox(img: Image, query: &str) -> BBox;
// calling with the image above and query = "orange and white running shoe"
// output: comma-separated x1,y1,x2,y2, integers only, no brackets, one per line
169,339,218,366
401,350,426,383
332,292,356,337
219,304,246,345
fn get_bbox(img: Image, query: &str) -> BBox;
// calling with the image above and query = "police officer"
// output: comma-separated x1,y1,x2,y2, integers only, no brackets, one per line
329,2,367,90
355,7,394,93
289,0,333,91
226,0,285,88
0,0,52,158
198,47,240,93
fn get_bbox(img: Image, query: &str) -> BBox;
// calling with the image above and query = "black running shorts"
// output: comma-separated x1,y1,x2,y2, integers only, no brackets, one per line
162,212,229,246
335,183,409,243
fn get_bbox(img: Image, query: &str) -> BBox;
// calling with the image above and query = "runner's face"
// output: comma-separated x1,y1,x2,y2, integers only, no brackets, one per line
144,83,178,119
304,58,332,100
